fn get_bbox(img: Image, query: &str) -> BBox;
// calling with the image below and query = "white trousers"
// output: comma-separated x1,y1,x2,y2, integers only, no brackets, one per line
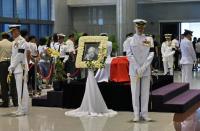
182,64,193,86
163,60,173,75
130,76,150,118
14,72,29,113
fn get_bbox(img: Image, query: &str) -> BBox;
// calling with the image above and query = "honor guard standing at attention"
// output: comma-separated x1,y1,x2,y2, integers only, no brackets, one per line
127,19,154,122
8,25,30,116
50,33,60,51
0,32,18,107
57,33,68,62
180,29,197,86
161,34,175,75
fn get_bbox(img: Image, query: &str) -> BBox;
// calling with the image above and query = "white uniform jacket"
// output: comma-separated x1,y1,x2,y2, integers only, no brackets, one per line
50,42,60,51
9,35,29,74
123,38,130,55
59,43,68,57
161,41,175,62
127,34,154,77
180,38,197,65
107,41,112,58
65,39,75,54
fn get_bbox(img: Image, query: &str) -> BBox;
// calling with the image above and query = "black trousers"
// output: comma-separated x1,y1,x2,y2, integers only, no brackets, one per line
0,61,18,105
64,54,76,74
174,50,180,69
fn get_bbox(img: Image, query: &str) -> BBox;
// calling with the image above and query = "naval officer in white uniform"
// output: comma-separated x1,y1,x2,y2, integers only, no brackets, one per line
180,29,196,86
127,19,154,122
8,25,29,116
161,34,175,75
57,33,69,62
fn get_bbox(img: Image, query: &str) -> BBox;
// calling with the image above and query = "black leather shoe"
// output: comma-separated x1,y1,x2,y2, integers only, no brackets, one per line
12,100,18,107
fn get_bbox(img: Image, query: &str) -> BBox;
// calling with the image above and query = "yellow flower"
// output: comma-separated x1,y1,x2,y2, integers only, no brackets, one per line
47,48,60,57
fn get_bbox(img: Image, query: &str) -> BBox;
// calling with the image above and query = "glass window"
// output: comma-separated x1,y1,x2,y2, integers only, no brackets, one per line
40,25,49,37
16,0,26,18
2,24,10,32
0,24,2,33
49,25,53,36
30,24,39,38
40,0,49,20
2,0,14,17
21,24,29,31
0,1,2,17
28,0,38,19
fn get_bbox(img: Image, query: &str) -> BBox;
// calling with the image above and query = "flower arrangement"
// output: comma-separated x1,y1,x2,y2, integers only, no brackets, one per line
46,48,60,57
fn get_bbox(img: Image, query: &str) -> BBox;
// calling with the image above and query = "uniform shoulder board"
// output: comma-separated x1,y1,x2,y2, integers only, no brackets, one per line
18,49,25,54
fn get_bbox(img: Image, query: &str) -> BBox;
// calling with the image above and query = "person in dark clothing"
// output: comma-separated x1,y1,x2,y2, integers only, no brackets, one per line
192,37,197,71
151,35,159,71
192,37,197,51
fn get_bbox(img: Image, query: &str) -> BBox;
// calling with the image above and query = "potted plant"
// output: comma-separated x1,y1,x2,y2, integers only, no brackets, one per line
108,35,118,56
46,48,66,91
52,58,66,91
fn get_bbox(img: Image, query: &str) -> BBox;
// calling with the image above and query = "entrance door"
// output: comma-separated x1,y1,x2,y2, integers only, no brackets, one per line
160,22,180,43
159,22,180,69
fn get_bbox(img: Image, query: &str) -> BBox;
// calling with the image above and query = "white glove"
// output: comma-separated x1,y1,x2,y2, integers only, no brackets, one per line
137,64,148,77
63,55,69,63
137,66,145,78
8,66,14,73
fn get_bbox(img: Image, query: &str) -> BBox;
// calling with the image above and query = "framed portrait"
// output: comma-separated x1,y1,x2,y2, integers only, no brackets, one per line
76,36,108,68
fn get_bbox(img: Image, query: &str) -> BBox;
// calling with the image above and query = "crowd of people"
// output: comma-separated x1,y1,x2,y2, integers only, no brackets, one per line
0,24,86,115
0,25,115,116
0,20,198,120
122,19,197,121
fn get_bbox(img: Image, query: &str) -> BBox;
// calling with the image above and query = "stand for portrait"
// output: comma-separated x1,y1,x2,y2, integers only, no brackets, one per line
65,69,117,117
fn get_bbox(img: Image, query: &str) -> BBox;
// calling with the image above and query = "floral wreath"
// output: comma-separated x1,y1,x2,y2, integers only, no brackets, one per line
75,36,108,69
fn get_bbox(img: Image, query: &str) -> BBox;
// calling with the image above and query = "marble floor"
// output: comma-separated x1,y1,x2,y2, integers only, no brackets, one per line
0,71,200,131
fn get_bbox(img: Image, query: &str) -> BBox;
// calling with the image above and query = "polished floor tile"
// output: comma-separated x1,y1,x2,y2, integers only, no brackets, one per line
0,71,200,131
0,107,176,131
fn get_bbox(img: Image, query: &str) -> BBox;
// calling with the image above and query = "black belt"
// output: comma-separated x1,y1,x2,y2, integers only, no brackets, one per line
32,55,38,58
0,60,10,63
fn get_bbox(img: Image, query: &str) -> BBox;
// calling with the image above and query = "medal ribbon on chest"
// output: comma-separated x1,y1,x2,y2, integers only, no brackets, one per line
143,39,151,47
14,42,18,48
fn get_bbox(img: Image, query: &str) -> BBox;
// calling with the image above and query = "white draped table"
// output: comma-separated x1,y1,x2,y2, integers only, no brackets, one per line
65,69,117,117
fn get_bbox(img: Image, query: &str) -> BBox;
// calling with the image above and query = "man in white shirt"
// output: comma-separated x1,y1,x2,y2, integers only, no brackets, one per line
57,33,68,62
50,33,60,51
161,34,175,75
65,34,75,54
65,34,76,74
0,32,18,107
28,36,39,95
172,35,180,70
180,29,197,86
123,33,133,56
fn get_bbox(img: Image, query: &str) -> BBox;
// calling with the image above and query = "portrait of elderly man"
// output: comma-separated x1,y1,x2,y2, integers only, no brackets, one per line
84,45,98,61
